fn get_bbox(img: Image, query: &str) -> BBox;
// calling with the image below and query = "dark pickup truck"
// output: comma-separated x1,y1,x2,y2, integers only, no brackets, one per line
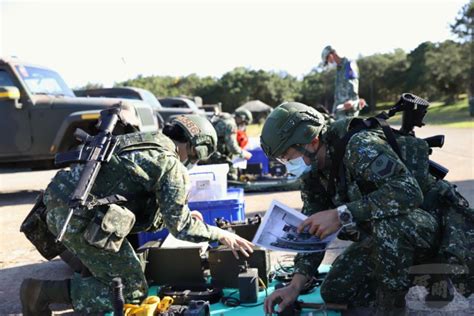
0,58,158,169
74,87,206,127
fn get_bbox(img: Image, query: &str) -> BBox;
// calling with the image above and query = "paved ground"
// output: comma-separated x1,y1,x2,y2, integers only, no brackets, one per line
0,126,473,315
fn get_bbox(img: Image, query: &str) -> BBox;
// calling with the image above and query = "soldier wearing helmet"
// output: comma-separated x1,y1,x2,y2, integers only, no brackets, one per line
321,45,366,120
202,109,253,180
20,115,254,315
262,102,441,315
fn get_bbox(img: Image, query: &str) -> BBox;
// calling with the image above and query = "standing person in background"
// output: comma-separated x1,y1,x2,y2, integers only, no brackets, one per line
203,109,253,180
321,45,366,119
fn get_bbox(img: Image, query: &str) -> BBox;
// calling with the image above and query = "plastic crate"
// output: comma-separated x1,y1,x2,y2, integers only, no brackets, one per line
189,187,245,225
248,147,269,174
137,188,245,247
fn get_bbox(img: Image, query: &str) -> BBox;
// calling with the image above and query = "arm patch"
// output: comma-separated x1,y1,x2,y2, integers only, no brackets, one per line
369,153,396,179
345,61,359,80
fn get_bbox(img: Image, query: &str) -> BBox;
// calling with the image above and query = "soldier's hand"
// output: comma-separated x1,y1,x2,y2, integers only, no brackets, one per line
297,209,341,239
218,230,254,259
264,284,299,315
190,210,204,221
343,101,353,110
243,150,253,160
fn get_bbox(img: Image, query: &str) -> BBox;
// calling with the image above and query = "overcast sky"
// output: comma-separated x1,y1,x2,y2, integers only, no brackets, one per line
0,0,467,88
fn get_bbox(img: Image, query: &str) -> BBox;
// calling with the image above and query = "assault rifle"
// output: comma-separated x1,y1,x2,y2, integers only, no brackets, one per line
54,106,122,242
379,93,449,179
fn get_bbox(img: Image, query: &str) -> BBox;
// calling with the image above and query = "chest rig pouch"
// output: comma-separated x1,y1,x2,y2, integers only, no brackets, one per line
83,198,136,252
20,192,66,260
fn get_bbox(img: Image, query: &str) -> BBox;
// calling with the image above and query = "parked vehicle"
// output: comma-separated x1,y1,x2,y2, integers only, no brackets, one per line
75,88,205,126
0,58,157,169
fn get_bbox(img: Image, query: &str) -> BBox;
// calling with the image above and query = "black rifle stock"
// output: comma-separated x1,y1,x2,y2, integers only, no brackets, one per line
55,106,121,242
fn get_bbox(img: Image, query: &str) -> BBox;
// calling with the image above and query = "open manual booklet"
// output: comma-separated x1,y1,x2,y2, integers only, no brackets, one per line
252,200,340,253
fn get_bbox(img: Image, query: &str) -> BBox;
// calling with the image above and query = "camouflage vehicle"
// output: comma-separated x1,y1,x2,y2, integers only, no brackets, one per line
0,58,158,169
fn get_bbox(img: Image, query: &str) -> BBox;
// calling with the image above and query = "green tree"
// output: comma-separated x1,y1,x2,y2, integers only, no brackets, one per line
300,69,334,111
79,82,104,90
451,0,473,97
425,40,468,103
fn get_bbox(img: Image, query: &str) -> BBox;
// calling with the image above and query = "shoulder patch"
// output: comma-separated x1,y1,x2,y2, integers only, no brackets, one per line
370,153,396,178
345,60,359,80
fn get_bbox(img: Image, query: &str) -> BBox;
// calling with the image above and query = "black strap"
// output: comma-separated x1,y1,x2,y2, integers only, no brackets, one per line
367,117,402,158
328,117,403,197
87,194,128,208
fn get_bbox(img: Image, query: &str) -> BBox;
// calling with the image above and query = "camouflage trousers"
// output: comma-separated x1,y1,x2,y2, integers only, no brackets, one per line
45,204,147,314
320,209,439,307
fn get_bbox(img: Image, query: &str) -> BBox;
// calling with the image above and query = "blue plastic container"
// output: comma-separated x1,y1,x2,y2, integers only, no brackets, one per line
137,229,169,247
188,187,245,225
248,147,269,174
137,188,245,247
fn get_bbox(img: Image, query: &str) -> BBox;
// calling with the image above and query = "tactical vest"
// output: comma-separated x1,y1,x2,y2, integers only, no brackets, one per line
327,117,473,266
97,131,179,232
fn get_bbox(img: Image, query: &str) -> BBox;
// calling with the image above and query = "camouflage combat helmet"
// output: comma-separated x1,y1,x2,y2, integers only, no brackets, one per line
234,109,253,125
321,45,334,65
260,102,326,159
171,115,217,161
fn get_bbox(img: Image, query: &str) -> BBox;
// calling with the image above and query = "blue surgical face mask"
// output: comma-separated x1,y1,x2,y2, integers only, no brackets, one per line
285,156,312,178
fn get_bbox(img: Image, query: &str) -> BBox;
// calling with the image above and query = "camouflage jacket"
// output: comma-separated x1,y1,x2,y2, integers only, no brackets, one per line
43,131,224,242
211,113,244,158
294,119,424,277
334,58,360,115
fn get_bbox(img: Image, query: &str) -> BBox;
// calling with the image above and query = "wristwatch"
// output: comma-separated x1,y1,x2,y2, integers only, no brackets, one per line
336,205,354,227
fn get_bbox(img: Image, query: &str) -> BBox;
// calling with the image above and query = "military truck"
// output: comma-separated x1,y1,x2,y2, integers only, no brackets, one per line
0,58,158,169
75,87,206,127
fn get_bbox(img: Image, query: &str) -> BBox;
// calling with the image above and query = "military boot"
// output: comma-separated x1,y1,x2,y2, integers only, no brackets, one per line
375,289,408,316
20,278,72,316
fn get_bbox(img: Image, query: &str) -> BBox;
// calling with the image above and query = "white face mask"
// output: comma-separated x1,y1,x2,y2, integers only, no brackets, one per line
327,61,337,69
285,156,312,178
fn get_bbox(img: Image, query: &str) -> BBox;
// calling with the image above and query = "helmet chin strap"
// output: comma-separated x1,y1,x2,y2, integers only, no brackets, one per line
295,142,322,168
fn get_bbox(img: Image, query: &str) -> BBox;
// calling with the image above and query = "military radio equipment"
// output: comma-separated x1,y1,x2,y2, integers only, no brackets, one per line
215,215,261,241
378,93,449,179
111,277,125,316
208,246,270,288
237,263,259,303
54,106,122,242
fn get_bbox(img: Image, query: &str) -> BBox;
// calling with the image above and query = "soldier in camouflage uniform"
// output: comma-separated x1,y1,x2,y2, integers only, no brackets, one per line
261,102,473,315
20,115,254,315
203,109,253,180
321,45,366,120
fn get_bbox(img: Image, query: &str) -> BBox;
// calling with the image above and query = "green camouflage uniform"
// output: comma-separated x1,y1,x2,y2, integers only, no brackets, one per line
294,120,442,306
333,58,361,120
204,113,245,180
43,131,225,313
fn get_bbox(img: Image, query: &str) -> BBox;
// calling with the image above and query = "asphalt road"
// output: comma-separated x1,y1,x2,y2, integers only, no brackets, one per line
0,125,473,315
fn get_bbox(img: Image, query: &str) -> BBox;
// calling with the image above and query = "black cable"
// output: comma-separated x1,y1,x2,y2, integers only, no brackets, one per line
220,278,268,308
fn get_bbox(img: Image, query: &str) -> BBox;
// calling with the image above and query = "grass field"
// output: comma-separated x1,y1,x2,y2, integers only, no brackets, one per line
246,97,473,136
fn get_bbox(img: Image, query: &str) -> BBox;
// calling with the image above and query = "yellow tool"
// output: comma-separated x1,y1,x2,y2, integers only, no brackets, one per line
157,296,174,312
124,296,164,316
